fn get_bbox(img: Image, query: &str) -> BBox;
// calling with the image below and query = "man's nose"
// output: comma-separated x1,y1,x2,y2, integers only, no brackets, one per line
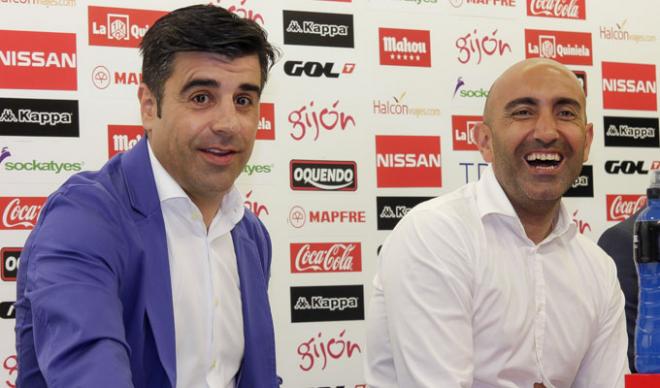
533,110,559,145
210,99,240,134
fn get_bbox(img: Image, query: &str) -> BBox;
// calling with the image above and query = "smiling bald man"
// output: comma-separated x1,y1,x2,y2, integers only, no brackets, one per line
365,58,629,388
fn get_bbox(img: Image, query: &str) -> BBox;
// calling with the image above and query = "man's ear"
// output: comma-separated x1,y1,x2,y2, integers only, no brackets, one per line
582,122,594,162
475,122,494,163
138,83,157,135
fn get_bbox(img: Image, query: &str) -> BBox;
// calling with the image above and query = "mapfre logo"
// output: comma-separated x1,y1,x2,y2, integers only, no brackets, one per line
88,6,166,48
291,242,362,273
108,125,143,159
525,29,592,65
602,62,657,111
526,0,586,20
290,160,357,191
606,194,647,222
452,115,482,151
379,28,431,67
376,135,441,188
257,103,275,140
91,65,143,90
0,197,47,230
0,30,77,91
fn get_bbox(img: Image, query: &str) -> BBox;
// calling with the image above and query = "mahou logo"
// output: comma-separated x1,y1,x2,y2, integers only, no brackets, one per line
0,197,47,230
606,194,647,222
525,29,592,66
88,6,167,48
602,62,657,111
379,28,431,67
526,0,586,20
108,125,143,158
376,135,442,188
452,115,482,151
0,30,77,91
290,242,362,273
257,103,275,140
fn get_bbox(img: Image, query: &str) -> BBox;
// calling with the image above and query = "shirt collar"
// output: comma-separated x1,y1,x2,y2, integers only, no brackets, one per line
475,165,576,242
147,140,245,229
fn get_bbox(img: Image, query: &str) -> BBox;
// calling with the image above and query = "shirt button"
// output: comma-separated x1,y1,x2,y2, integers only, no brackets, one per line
210,359,217,370
214,298,219,307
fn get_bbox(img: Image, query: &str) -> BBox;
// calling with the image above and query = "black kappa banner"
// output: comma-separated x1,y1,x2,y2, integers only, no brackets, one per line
377,196,434,230
564,165,594,197
290,285,364,323
283,10,354,48
0,97,79,137
603,116,659,148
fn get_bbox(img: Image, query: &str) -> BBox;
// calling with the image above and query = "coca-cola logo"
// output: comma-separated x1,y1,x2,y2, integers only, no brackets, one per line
527,0,586,20
291,242,362,273
0,197,47,230
606,194,647,222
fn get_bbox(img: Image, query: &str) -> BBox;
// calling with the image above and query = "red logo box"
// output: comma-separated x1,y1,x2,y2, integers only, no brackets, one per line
108,125,143,159
88,6,166,48
376,135,441,188
602,62,657,111
290,242,362,273
379,28,431,67
452,115,482,151
525,29,592,66
0,197,47,230
606,194,647,222
526,0,586,20
257,103,275,140
0,30,77,91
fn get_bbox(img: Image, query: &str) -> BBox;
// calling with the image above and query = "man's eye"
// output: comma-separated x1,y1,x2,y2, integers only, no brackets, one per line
236,96,253,106
192,94,210,104
512,109,532,118
558,110,577,119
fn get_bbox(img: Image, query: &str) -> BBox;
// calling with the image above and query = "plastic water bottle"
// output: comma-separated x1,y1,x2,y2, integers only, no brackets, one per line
634,169,660,372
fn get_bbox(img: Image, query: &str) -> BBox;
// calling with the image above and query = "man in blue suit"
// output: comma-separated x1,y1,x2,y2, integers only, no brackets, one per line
15,5,279,387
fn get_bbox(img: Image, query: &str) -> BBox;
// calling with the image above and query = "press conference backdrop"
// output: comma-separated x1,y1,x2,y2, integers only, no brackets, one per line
1,0,659,387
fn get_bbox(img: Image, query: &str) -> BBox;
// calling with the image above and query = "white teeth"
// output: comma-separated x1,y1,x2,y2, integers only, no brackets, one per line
205,148,229,156
526,153,560,162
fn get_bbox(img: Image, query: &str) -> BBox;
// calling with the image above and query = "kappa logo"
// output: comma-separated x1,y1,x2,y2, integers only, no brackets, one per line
0,98,79,137
603,116,659,148
377,196,433,230
290,285,364,323
283,10,354,48
564,165,593,197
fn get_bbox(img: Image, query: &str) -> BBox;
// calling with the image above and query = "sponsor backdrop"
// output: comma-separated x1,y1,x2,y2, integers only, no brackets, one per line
0,0,659,386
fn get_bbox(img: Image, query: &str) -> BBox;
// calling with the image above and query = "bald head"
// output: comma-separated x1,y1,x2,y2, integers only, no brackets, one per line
483,58,586,125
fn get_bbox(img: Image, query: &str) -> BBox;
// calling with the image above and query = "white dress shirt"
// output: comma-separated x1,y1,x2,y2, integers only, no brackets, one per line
366,166,629,388
148,143,245,388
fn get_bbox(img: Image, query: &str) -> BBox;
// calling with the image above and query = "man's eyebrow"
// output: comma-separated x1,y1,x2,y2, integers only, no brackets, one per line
555,97,582,110
179,79,262,96
179,78,219,95
503,97,538,112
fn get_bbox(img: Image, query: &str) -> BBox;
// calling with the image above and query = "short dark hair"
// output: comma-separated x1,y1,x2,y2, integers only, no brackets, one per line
140,4,277,116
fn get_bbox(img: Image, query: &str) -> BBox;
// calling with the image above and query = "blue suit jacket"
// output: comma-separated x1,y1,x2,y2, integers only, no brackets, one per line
15,138,278,388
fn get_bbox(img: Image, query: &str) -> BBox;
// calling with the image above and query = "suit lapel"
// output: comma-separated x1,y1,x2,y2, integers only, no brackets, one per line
121,138,176,387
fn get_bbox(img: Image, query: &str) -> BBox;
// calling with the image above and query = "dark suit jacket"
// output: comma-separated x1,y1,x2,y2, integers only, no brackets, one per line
15,138,278,387
598,212,639,373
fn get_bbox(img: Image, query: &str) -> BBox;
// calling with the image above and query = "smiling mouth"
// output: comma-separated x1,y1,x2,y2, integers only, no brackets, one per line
202,147,234,157
525,152,563,170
